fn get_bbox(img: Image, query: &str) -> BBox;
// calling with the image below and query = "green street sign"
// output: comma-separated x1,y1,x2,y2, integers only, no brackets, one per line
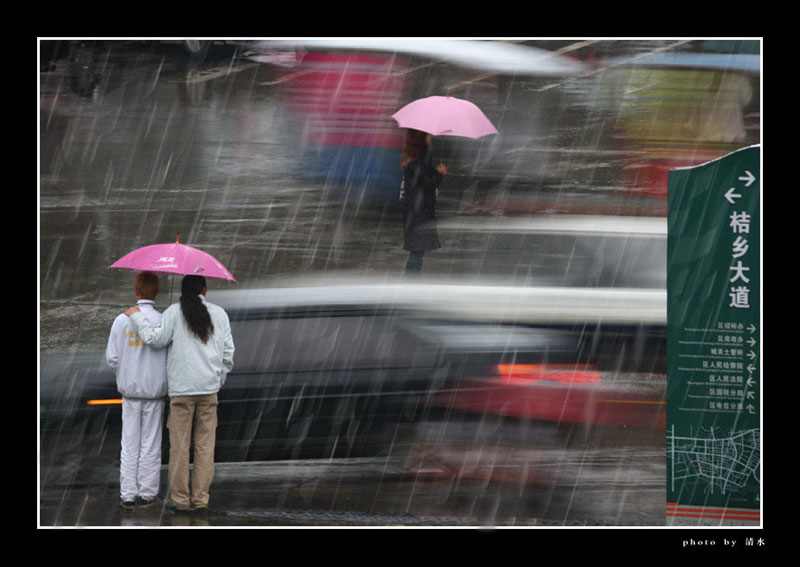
666,145,761,526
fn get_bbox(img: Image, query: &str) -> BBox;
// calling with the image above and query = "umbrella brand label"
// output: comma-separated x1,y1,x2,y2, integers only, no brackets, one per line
154,256,178,268
666,145,761,526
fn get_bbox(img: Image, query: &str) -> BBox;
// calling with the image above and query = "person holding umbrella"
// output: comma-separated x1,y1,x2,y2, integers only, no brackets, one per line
400,128,447,275
124,274,234,514
392,94,498,275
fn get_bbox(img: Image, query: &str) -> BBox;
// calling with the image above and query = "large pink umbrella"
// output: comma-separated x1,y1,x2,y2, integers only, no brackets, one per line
391,94,498,139
109,235,237,282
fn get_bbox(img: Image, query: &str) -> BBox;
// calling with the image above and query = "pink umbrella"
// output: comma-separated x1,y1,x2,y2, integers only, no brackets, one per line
109,235,237,282
391,94,498,139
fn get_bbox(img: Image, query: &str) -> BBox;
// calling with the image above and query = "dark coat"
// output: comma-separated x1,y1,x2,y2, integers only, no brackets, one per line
402,155,442,252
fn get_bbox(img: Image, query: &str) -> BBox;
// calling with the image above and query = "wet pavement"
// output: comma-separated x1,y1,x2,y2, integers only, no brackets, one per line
40,425,665,527
38,40,758,528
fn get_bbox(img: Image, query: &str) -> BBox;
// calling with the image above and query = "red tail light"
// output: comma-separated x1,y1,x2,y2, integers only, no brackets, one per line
494,363,601,385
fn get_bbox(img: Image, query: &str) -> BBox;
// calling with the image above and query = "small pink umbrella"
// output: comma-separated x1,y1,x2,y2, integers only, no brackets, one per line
109,235,237,282
391,94,498,139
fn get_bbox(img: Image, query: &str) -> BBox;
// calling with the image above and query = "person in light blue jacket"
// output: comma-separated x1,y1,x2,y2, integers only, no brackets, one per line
125,275,234,513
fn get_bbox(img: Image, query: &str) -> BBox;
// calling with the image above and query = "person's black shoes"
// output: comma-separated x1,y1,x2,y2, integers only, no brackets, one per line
122,496,160,511
165,500,193,514
192,504,209,516
135,496,157,509
164,500,213,516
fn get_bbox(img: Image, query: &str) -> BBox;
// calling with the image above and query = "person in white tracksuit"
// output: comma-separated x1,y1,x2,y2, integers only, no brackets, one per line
106,271,168,511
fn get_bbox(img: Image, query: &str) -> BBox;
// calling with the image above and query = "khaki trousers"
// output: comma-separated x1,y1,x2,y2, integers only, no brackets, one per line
167,394,218,508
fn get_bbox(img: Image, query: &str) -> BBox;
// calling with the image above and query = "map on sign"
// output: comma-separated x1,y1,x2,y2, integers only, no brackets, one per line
668,425,760,496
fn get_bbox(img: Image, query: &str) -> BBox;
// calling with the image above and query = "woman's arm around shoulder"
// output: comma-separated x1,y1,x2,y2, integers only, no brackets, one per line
127,303,176,349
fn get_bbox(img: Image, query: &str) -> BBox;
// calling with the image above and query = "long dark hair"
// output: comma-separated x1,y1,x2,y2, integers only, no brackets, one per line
400,129,429,169
180,275,214,343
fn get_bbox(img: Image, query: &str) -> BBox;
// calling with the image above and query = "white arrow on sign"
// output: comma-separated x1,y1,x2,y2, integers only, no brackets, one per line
725,187,742,204
739,170,756,187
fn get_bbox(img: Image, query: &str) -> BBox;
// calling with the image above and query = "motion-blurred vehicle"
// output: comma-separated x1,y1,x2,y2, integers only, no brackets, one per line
40,216,666,482
39,283,665,466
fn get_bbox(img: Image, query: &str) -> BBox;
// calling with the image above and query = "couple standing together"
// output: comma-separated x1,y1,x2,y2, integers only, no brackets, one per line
105,128,438,513
107,272,234,513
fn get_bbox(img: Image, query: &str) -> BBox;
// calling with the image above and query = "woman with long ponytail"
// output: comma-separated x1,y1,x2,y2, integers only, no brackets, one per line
125,274,234,514
180,275,214,343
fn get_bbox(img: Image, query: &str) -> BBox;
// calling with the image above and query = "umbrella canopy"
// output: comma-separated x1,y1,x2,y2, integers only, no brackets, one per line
109,237,237,282
391,95,498,139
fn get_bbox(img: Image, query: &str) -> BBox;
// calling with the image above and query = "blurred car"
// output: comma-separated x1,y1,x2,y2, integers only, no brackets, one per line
435,214,667,289
40,283,665,478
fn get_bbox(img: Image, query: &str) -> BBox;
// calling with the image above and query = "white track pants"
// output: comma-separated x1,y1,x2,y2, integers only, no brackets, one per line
120,398,165,501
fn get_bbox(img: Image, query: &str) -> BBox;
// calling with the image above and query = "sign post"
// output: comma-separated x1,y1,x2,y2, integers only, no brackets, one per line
666,145,761,526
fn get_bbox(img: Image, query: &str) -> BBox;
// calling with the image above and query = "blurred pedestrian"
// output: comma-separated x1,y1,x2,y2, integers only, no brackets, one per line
400,128,447,275
125,275,235,514
106,271,168,511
